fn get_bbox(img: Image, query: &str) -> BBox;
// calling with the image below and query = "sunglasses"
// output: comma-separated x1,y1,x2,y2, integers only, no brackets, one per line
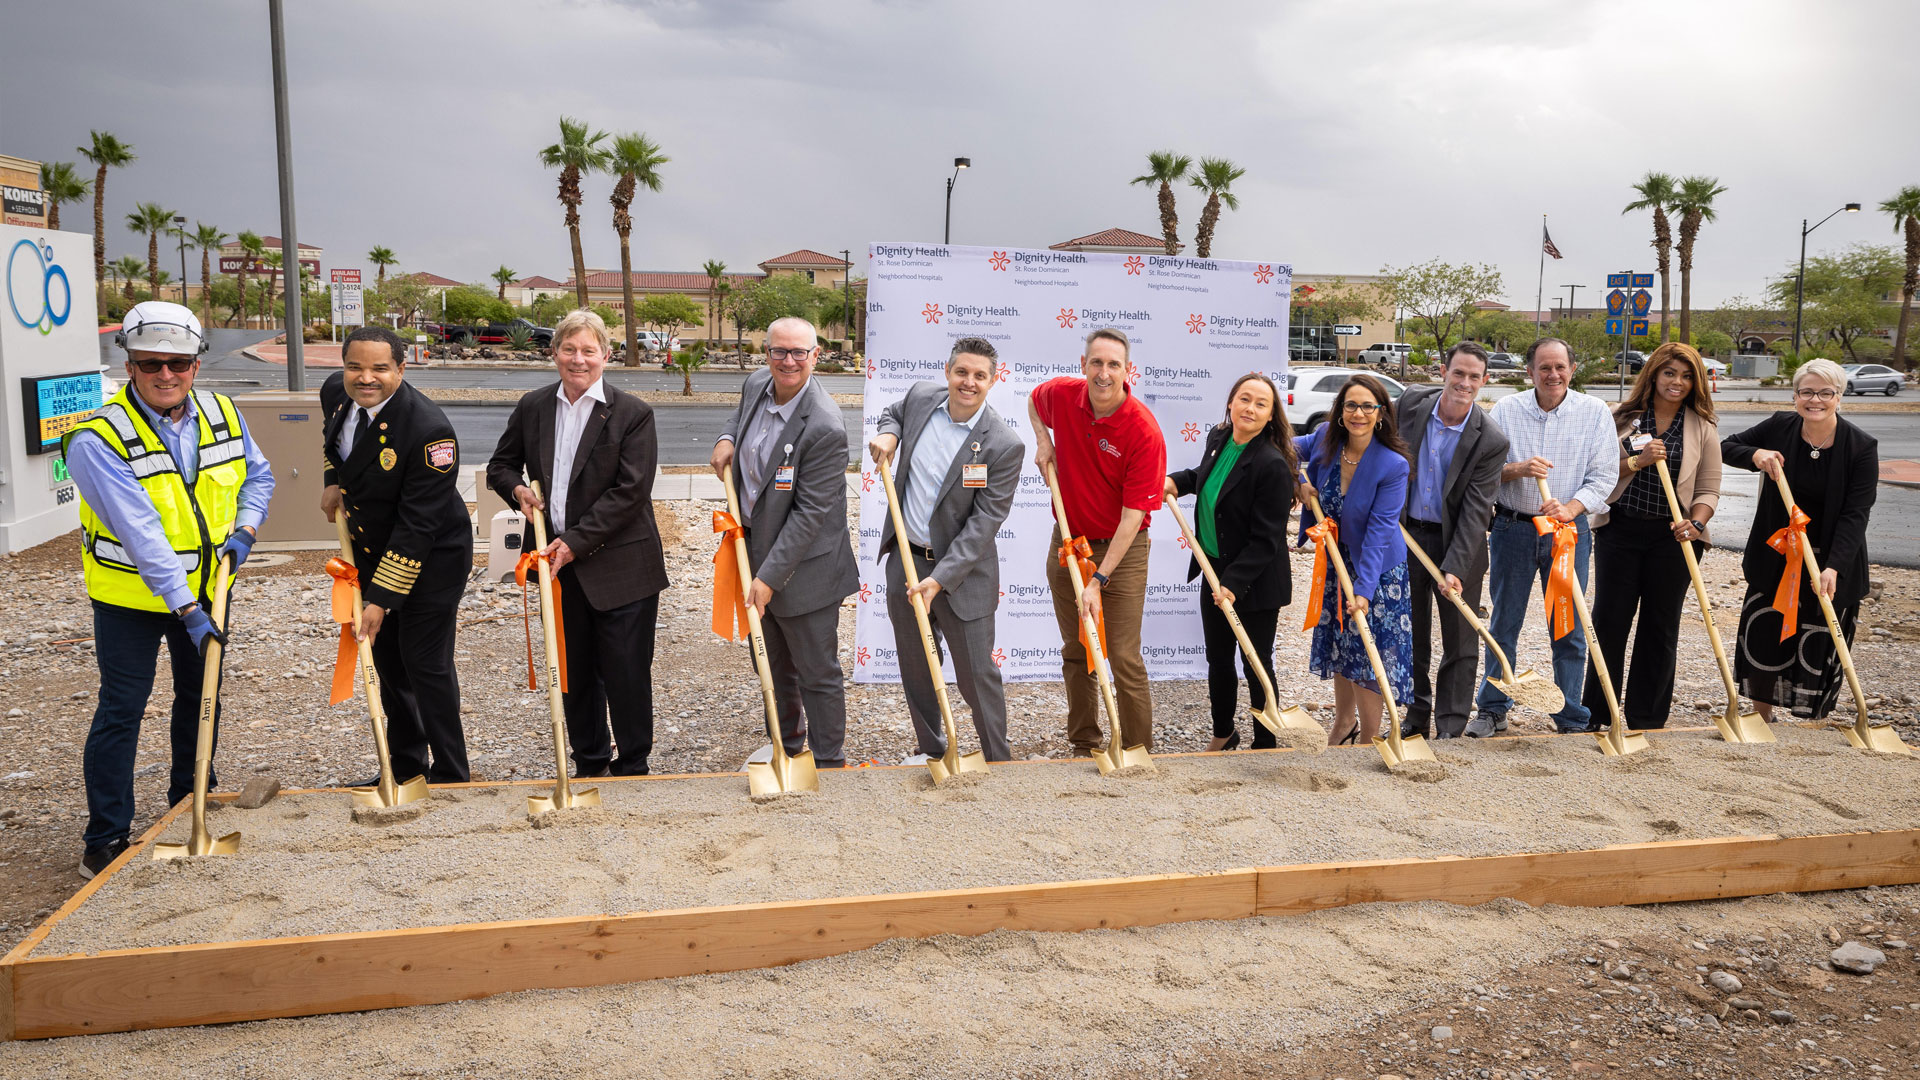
132,358,196,374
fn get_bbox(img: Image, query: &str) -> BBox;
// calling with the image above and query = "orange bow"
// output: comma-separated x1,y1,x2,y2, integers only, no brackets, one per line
514,550,569,693
1301,517,1345,633
1533,513,1579,640
323,557,359,706
1057,535,1108,672
711,510,750,642
1766,505,1813,641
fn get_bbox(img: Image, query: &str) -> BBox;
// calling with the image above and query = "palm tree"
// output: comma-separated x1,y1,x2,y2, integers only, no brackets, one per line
78,131,135,285
39,162,91,231
192,224,228,325
607,132,669,364
1670,176,1728,340
367,245,397,286
492,265,518,301
702,259,727,347
261,250,283,326
236,231,264,327
1622,172,1678,343
1881,186,1920,369
126,202,176,297
1187,157,1245,259
538,116,612,308
1130,151,1192,256
112,256,145,301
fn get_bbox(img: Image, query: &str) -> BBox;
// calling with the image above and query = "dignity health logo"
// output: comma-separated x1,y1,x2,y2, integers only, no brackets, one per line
988,251,1010,271
922,303,941,324
8,237,73,335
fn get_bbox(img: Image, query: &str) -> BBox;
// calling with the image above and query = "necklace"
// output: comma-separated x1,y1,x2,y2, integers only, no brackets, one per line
1341,451,1361,466
1807,431,1835,459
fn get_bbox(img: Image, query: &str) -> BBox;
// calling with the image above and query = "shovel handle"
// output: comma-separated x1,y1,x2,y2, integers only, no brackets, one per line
1303,492,1403,746
1041,463,1129,753
335,509,400,800
1531,477,1629,744
1163,495,1285,735
1396,522,1519,687
1769,471,1873,730
1651,459,1744,715
878,458,967,758
722,467,795,768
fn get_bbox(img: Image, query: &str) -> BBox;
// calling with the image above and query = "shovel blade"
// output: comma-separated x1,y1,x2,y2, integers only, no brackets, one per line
927,748,991,785
747,749,820,795
526,784,601,815
151,830,242,861
1494,670,1564,715
349,773,432,809
1375,733,1436,768
1714,711,1775,745
150,842,187,862
1272,704,1319,731
1112,744,1154,772
1840,721,1913,756
1594,730,1652,757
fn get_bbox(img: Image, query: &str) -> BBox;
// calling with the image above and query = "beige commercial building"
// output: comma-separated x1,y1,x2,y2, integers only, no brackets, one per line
2,153,48,228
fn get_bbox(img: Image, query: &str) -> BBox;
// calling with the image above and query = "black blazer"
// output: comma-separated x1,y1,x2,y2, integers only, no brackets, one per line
320,374,472,612
1168,426,1293,609
1720,411,1877,608
1395,385,1508,582
486,381,668,610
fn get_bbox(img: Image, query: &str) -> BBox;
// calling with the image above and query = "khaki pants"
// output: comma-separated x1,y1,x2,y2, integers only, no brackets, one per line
1047,526,1153,752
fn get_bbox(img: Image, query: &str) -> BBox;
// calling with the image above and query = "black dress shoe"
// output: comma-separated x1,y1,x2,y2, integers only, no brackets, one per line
1400,719,1429,741
575,765,612,779
80,839,129,880
345,775,382,789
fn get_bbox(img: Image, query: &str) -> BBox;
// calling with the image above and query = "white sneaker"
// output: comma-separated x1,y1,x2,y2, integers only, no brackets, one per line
900,753,932,766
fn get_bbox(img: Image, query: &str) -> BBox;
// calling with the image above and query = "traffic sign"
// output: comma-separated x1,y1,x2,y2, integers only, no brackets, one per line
1630,289,1652,317
1607,273,1632,288
1606,289,1627,316
1630,319,1649,336
1630,274,1654,288
1605,318,1624,335
1332,324,1362,336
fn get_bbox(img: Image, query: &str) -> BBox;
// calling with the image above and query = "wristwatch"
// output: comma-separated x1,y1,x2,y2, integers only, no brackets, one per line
1689,519,1707,534
1090,571,1111,587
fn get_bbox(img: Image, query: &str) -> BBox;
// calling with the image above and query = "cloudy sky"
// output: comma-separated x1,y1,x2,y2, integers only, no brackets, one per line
4,0,1914,310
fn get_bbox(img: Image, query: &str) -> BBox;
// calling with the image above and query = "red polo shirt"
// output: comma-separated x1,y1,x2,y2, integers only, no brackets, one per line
1032,375,1166,539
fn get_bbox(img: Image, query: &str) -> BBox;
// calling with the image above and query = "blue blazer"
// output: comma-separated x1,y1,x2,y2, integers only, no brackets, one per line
1292,425,1409,601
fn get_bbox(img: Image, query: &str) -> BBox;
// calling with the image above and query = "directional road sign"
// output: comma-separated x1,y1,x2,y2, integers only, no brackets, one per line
1606,289,1628,316
1630,319,1649,336
1631,274,1654,289
1607,273,1632,288
1630,289,1652,317
1605,318,1624,335
1332,324,1363,336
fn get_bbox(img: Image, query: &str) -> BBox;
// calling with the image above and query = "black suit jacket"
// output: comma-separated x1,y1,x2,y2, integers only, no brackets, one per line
1395,385,1508,582
486,380,667,611
1721,411,1877,608
320,374,472,612
1167,426,1293,609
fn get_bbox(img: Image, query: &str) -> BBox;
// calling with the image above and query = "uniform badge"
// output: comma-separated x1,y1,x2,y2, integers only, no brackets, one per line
425,438,457,472
379,447,397,471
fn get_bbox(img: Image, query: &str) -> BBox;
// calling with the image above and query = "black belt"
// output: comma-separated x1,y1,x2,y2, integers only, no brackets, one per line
1407,518,1442,531
1492,504,1537,522
907,541,937,562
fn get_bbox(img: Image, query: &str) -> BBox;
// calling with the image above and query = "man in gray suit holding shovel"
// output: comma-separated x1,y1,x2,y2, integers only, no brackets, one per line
868,337,1024,762
711,317,860,767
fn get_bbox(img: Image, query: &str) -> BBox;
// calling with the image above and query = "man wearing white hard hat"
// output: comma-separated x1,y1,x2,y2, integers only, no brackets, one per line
62,302,276,879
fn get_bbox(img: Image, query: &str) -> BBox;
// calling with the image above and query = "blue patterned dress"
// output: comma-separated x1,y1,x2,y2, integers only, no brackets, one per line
1308,468,1415,703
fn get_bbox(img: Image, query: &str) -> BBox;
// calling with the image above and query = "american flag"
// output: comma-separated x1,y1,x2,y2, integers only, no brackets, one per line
1543,225,1563,260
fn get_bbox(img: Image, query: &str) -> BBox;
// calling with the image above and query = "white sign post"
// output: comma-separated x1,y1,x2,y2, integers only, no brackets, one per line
0,225,102,552
856,242,1292,685
329,267,364,336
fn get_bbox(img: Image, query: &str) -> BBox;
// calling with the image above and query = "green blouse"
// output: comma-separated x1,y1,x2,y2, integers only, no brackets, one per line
1195,436,1248,558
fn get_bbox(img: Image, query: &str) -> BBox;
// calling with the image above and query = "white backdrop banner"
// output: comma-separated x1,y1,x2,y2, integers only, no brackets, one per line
854,241,1292,684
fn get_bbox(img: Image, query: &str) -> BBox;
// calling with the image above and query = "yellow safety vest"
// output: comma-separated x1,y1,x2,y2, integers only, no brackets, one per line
63,387,249,612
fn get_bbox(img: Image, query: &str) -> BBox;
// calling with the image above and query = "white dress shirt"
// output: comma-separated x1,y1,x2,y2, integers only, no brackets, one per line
1488,388,1620,517
336,395,393,461
549,378,606,533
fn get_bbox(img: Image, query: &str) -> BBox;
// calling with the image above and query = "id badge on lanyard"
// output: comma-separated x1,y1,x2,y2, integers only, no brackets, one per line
774,443,795,491
962,441,987,488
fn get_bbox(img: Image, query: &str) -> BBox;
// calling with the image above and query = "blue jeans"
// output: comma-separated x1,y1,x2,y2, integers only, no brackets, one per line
82,600,217,853
1476,513,1593,731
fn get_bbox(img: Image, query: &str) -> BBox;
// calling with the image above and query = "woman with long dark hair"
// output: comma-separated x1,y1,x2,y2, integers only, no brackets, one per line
1292,374,1414,747
1584,342,1722,728
1164,373,1299,750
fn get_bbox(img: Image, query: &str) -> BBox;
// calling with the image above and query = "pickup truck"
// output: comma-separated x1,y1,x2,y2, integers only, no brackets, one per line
427,318,553,346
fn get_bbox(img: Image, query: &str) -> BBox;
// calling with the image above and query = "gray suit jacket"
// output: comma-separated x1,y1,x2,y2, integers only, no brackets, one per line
719,370,859,617
874,382,1023,622
1396,384,1509,582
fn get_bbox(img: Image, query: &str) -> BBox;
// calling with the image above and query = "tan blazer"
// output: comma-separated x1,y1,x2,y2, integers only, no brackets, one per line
1592,407,1722,542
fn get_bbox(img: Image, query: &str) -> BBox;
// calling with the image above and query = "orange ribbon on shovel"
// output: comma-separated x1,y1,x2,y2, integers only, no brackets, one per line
1766,505,1814,642
711,510,750,642
1301,517,1345,633
1057,535,1108,672
514,550,569,693
323,557,359,706
1534,514,1579,640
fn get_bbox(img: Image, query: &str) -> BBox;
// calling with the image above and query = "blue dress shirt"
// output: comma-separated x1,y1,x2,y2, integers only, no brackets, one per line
1409,404,1467,523
900,399,982,548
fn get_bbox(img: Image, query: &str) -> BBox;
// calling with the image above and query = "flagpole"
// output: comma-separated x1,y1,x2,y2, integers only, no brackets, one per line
1535,214,1547,331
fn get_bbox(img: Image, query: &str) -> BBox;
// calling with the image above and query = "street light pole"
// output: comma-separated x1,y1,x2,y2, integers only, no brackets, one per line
840,248,852,351
943,157,970,244
1794,202,1862,358
172,215,188,311
268,0,305,391
1563,284,1585,319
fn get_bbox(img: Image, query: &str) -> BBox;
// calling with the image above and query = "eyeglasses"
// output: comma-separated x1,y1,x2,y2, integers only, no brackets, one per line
1341,400,1381,413
131,358,196,374
1794,388,1839,401
767,347,814,362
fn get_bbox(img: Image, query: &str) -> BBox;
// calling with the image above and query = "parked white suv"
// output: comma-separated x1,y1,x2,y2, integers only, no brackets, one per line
1356,342,1412,367
1284,367,1407,434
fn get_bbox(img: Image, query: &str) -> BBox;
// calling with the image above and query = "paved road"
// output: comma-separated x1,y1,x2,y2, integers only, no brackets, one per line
442,404,869,469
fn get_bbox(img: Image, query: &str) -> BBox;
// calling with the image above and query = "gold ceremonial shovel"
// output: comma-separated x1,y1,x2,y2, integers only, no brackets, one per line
1302,494,1435,768
1163,495,1317,737
1532,478,1647,757
722,467,821,795
1397,524,1564,716
878,458,988,784
1770,471,1910,756
1042,463,1152,775
525,481,603,814
153,553,242,860
1652,459,1770,744
333,510,432,808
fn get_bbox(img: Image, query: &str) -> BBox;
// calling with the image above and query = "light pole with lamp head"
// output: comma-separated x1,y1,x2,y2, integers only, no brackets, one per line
1794,202,1862,358
173,215,189,309
944,157,970,244
840,248,852,352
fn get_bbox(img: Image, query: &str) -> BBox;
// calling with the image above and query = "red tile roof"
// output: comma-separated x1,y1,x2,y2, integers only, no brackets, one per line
758,249,849,268
412,272,465,287
1050,227,1180,251
511,275,566,288
569,270,762,290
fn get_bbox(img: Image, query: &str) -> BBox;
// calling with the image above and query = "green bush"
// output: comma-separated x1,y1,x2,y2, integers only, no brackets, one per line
505,323,535,350
816,360,847,374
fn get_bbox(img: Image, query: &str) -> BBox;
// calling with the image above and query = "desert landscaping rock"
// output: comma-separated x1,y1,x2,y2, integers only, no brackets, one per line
1709,970,1744,993
1832,941,1888,974
233,776,280,809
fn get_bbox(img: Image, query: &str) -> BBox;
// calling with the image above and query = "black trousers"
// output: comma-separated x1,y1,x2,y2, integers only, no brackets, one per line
557,564,659,776
83,601,214,853
1405,519,1482,738
371,594,469,783
1199,597,1280,748
1584,513,1693,729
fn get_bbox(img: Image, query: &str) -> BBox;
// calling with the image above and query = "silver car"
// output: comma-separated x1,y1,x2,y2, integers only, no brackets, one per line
1844,363,1903,396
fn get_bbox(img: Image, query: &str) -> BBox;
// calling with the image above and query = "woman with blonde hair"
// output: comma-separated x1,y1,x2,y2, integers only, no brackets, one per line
1720,358,1878,720
1584,341,1722,729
